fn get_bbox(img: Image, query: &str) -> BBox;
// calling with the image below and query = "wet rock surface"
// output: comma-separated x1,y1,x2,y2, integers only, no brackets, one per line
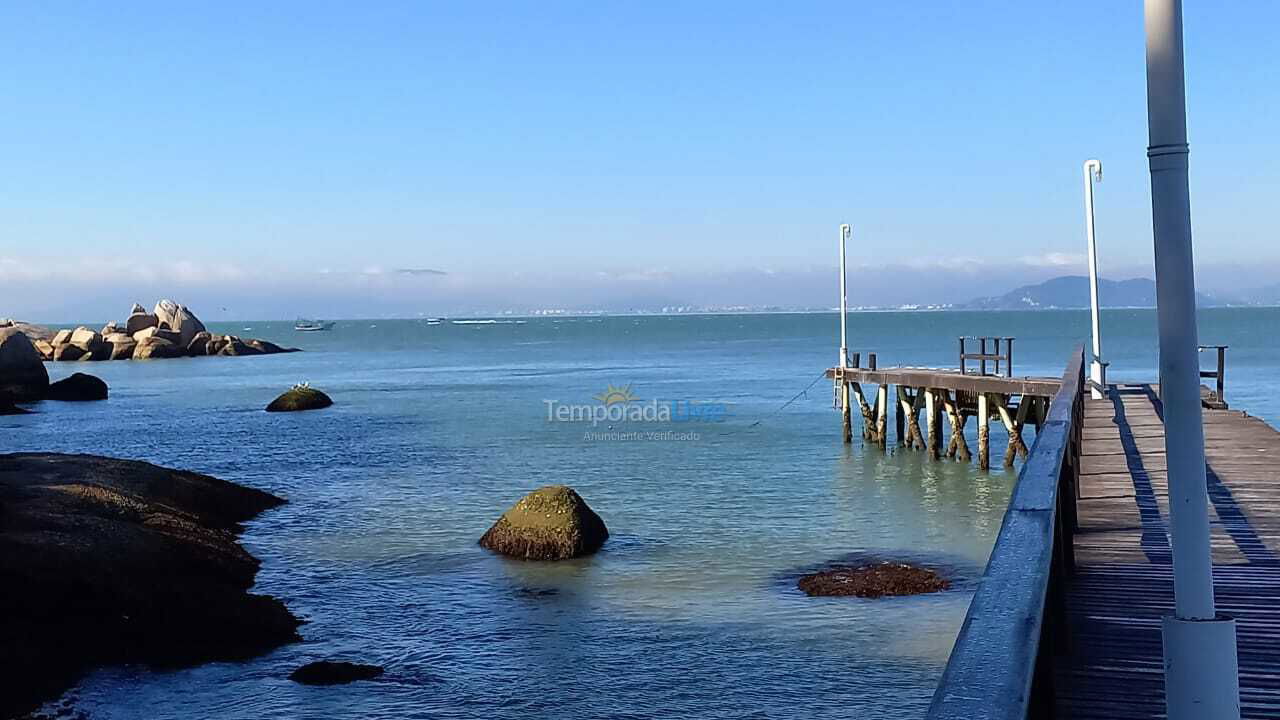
266,385,333,412
45,373,108,402
479,485,609,560
0,453,300,718
288,660,384,686
797,562,951,598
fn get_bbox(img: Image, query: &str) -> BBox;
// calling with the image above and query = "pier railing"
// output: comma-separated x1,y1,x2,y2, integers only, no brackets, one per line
924,346,1084,720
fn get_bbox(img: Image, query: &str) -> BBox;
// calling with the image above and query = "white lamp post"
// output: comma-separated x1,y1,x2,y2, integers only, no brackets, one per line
838,224,851,368
1143,1,1241,718
1083,159,1106,399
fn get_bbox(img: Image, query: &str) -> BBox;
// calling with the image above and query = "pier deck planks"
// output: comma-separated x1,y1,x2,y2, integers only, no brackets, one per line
1057,383,1280,719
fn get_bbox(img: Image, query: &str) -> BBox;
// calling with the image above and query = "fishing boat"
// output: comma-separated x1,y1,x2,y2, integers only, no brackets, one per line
294,318,335,332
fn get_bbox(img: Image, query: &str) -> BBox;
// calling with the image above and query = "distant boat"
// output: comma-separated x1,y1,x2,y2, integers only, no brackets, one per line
294,318,335,332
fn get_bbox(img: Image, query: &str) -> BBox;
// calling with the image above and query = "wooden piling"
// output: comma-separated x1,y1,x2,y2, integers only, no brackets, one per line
942,391,971,462
875,384,888,447
894,385,905,446
996,394,1030,466
841,381,852,444
977,392,991,470
925,388,940,459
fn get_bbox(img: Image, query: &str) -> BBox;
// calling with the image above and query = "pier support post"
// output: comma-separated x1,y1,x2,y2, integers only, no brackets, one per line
925,389,940,459
977,393,991,470
894,386,905,446
942,392,971,462
875,384,888,448
841,381,852,444
997,395,1030,466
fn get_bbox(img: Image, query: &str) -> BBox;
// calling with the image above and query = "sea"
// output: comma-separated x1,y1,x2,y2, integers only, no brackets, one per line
4,308,1277,720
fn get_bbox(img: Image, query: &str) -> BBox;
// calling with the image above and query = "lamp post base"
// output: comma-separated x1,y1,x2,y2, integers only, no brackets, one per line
1162,615,1241,720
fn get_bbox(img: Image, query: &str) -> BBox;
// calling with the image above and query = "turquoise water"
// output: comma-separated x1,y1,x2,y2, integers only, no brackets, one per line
4,309,1277,719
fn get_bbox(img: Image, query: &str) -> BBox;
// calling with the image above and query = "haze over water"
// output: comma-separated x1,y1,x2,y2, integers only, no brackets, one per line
5,308,1276,719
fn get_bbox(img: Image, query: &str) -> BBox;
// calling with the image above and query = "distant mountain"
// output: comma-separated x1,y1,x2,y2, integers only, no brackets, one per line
962,276,1223,310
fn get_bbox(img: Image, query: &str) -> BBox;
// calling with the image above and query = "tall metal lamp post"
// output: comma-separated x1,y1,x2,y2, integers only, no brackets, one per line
1083,159,1106,399
838,224,853,443
1143,1,1241,717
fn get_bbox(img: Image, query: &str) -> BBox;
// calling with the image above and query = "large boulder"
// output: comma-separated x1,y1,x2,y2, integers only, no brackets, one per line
51,329,74,346
154,300,207,349
246,339,298,355
109,339,138,360
125,311,159,336
266,385,333,412
69,326,101,347
32,339,54,361
0,328,51,401
46,373,108,401
133,337,184,360
133,326,182,345
1,390,32,415
478,485,609,561
288,660,383,686
219,337,262,356
103,332,131,344
101,321,123,337
51,343,86,362
187,331,213,357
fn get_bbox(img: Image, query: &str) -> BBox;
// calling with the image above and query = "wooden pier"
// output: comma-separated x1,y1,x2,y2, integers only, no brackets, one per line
922,347,1280,719
826,340,1061,470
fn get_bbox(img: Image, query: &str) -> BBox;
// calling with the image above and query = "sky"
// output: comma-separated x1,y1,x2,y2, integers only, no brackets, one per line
2,1,1278,321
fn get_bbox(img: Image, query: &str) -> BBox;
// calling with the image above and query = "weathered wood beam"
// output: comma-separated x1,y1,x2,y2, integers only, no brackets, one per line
841,381,852,444
942,391,971,462
977,392,991,470
925,388,940,459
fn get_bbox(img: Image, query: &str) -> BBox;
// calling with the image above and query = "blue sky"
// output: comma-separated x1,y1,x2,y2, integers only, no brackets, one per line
2,2,1278,319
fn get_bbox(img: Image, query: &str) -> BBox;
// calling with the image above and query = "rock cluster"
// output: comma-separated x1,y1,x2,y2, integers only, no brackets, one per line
796,562,951,598
0,301,299,365
479,485,609,560
0,453,300,717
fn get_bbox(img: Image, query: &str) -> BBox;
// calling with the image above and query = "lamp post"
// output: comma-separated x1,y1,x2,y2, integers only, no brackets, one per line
1143,1,1241,718
1083,159,1106,399
838,224,851,368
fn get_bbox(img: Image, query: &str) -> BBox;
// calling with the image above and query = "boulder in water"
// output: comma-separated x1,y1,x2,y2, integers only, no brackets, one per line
46,373,108,401
109,339,138,360
51,329,74,346
479,485,609,560
154,300,207,348
0,390,31,415
133,336,184,360
1,328,51,401
796,562,950,598
69,326,100,348
288,660,384,685
187,331,213,356
51,343,86,362
125,311,159,336
266,385,333,412
32,339,54,361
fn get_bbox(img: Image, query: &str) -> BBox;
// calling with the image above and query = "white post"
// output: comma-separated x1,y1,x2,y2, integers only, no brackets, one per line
1143,2,1241,718
838,224,851,368
1084,159,1105,400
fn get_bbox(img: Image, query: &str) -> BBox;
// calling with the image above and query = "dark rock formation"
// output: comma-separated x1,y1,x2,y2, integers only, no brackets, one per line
266,385,333,412
46,373,109,401
797,562,950,598
479,485,609,560
288,660,384,686
154,300,207,349
187,331,213,356
0,327,50,401
0,454,300,718
51,343,86,362
0,390,31,415
132,336,184,360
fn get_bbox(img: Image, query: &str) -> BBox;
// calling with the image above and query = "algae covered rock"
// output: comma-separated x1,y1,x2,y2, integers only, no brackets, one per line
797,562,950,598
266,385,333,412
479,485,609,560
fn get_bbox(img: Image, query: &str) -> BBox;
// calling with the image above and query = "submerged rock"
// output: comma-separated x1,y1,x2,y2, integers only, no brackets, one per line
0,453,300,718
46,373,109,401
479,485,609,560
797,562,950,598
288,660,384,686
266,385,333,412
0,390,31,415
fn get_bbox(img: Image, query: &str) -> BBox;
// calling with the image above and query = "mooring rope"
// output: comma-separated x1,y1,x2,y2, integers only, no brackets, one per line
728,370,830,432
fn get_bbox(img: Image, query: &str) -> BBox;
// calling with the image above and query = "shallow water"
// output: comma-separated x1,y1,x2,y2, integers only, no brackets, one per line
4,309,1277,719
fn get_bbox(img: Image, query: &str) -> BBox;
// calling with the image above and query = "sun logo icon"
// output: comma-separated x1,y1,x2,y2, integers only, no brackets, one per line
594,383,638,406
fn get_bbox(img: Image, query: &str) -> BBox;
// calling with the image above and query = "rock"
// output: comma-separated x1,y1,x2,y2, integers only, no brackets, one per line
103,332,131,344
0,390,31,415
0,453,300,717
7,322,55,343
32,339,54,361
51,329,74,346
478,485,609,560
266,386,333,412
0,328,51,401
46,373,108,401
133,337,184,360
288,661,384,686
109,339,137,360
51,343,86,362
796,563,951,598
101,322,123,337
187,331,213,356
129,302,146,315
68,327,100,347
219,337,262,356
132,326,181,345
245,339,300,355
125,312,159,336
154,300,207,349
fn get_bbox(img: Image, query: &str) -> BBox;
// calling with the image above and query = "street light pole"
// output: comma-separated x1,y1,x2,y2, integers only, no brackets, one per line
1083,159,1105,400
838,224,851,368
1143,1,1241,718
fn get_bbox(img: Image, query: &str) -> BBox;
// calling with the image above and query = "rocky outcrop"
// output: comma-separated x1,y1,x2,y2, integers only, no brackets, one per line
125,311,159,336
479,485,609,560
266,385,333,412
187,331,213,356
133,336,185,360
154,300,207,348
0,390,31,415
52,343,86,362
288,660,384,686
109,338,138,360
46,373,109,401
0,327,51,401
51,329,74,346
0,454,300,718
796,563,951,598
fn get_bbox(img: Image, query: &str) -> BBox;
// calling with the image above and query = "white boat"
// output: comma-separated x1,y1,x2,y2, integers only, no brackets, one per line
294,318,335,332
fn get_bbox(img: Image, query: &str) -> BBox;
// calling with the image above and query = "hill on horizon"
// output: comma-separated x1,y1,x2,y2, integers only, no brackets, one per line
961,276,1224,310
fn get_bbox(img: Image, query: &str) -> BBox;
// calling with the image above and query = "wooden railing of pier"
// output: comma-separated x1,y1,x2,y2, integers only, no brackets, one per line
924,347,1084,720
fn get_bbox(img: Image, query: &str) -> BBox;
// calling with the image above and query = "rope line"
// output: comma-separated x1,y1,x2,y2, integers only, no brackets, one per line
726,371,829,433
